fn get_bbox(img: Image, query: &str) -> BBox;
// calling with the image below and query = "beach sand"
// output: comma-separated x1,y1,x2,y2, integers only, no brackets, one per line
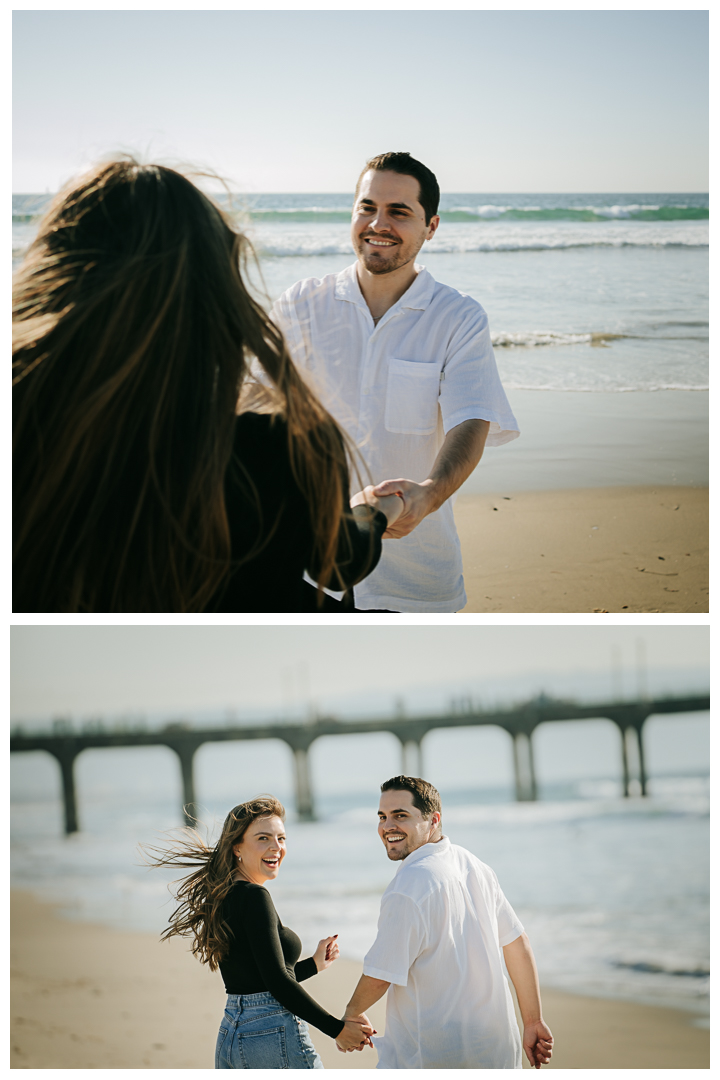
455,485,707,613
11,890,709,1069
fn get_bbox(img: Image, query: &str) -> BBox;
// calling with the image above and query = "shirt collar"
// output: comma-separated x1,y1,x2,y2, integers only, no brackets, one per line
397,835,450,871
335,262,436,312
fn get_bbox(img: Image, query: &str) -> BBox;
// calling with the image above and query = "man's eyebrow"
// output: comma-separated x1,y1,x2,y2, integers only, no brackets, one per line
358,198,414,211
378,808,409,816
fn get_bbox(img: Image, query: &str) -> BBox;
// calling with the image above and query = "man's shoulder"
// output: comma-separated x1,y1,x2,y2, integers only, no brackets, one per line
428,276,488,321
277,265,354,307
397,841,497,891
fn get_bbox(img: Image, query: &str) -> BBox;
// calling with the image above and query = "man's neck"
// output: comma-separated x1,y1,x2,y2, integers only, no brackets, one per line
356,261,419,322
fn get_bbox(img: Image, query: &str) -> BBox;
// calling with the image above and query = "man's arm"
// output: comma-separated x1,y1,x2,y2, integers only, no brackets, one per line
336,974,390,1053
502,933,554,1069
372,418,490,538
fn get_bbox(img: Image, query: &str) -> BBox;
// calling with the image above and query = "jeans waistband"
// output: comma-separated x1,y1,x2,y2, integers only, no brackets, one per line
225,991,283,1009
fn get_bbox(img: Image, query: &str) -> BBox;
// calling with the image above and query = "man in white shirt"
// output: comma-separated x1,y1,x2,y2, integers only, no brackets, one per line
272,152,519,613
339,776,554,1069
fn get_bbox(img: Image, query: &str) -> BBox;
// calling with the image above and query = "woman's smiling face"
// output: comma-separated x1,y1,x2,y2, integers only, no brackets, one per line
233,814,286,885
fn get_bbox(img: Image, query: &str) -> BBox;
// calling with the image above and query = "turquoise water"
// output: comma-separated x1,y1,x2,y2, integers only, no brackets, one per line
13,191,708,393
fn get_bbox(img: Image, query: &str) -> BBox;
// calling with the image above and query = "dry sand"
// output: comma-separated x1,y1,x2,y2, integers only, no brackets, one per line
11,890,709,1070
455,485,707,613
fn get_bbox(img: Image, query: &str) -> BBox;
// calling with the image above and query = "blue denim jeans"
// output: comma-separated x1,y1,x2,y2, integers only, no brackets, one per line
215,992,324,1069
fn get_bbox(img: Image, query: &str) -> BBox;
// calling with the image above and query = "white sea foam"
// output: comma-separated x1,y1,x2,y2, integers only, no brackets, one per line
246,220,708,257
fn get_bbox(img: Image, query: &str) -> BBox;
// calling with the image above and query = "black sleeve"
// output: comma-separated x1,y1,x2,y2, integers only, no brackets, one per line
308,502,388,592
294,956,317,982
242,888,344,1038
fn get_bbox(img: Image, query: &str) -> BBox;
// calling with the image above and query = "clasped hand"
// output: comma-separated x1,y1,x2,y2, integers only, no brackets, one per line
350,478,434,539
335,1013,376,1053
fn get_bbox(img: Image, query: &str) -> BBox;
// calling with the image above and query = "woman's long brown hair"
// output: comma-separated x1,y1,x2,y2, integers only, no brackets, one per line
141,796,286,970
13,158,358,611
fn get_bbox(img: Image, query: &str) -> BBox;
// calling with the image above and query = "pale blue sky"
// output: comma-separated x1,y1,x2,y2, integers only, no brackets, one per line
13,10,708,193
10,625,709,721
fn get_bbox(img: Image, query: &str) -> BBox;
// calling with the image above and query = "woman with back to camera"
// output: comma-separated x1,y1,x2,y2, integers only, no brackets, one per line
12,157,401,612
145,795,373,1068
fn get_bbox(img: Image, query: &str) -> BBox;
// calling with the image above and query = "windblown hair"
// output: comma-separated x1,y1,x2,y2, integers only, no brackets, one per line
381,775,442,820
355,152,440,224
13,157,357,611
141,796,286,971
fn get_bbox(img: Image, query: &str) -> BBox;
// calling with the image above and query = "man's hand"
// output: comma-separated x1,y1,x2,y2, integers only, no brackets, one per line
371,478,435,538
312,934,339,972
350,485,404,529
523,1019,554,1068
344,1011,373,1031
335,1020,375,1053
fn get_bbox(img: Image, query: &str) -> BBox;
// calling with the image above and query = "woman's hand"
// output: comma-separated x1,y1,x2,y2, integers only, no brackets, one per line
335,1020,375,1053
350,486,404,529
313,934,339,972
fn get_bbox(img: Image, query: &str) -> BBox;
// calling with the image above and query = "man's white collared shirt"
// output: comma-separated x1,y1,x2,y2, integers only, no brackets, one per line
363,837,524,1069
272,263,519,613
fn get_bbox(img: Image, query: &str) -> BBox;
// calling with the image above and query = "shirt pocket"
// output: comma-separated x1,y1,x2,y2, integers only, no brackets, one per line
385,358,443,435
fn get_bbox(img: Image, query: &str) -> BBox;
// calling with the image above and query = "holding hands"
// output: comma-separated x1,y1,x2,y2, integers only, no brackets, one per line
336,1012,376,1053
350,479,435,539
350,486,404,530
335,1019,375,1052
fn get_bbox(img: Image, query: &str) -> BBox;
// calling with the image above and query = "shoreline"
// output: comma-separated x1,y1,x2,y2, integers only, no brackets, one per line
460,389,708,492
11,890,709,1069
455,484,707,612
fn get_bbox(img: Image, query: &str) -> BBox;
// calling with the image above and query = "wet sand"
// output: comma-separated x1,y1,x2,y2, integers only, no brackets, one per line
11,890,709,1069
455,485,707,612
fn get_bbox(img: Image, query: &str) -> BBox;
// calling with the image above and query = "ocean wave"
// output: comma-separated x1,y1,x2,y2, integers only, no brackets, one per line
253,236,707,256
441,206,708,223
492,330,626,348
229,204,710,224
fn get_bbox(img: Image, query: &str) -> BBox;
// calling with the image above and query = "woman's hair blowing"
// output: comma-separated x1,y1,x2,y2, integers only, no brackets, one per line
13,157,356,611
141,795,286,970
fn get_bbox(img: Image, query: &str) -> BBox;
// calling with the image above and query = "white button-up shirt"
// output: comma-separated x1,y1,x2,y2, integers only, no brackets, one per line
363,837,524,1070
272,263,519,612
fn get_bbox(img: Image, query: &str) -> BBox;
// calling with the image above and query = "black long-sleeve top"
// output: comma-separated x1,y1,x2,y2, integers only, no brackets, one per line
219,880,345,1039
210,411,387,612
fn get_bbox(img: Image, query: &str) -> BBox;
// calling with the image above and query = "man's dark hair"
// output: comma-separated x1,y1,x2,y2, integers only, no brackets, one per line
381,775,442,819
355,152,440,225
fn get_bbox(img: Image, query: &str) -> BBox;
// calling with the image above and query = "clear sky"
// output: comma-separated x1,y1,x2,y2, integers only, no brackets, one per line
13,10,708,193
10,625,709,722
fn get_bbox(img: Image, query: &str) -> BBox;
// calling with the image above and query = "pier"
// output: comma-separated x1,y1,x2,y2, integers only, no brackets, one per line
10,692,709,833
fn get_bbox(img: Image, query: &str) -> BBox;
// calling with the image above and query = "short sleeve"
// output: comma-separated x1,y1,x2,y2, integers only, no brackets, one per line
438,302,520,446
495,878,524,947
363,892,427,987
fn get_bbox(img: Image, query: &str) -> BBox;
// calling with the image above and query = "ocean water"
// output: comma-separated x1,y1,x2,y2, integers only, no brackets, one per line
11,773,709,1020
12,192,708,394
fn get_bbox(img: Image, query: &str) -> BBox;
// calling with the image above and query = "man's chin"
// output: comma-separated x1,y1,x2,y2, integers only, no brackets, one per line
385,843,406,860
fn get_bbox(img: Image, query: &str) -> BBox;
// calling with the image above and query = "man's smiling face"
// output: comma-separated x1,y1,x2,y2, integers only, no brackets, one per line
351,170,439,277
377,788,441,861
